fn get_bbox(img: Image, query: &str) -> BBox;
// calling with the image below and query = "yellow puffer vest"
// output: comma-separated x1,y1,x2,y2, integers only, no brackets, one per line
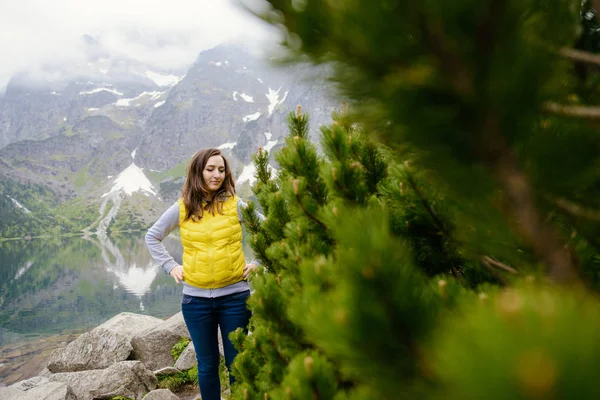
178,196,246,289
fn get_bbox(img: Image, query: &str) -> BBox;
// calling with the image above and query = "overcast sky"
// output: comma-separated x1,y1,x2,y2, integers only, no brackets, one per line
0,0,277,89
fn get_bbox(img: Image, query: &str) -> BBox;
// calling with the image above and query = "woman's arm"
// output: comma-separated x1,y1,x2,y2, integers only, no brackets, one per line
145,202,180,275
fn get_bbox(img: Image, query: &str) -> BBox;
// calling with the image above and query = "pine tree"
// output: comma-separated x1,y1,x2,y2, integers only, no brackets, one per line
231,106,477,399
230,1,600,398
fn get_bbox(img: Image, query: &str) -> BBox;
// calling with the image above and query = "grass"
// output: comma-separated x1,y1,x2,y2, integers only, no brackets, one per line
157,339,231,395
171,337,191,361
74,163,91,188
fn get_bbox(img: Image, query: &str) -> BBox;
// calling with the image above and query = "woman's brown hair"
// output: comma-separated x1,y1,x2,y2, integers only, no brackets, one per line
181,148,236,221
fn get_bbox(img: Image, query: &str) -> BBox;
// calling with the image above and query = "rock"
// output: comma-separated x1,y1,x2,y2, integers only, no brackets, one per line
46,328,132,373
94,312,165,339
142,388,180,400
154,367,180,376
48,360,156,400
10,376,50,390
174,342,196,371
162,312,190,339
131,323,183,371
0,377,76,400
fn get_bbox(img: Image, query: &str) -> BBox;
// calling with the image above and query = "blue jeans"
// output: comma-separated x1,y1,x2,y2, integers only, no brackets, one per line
181,290,251,400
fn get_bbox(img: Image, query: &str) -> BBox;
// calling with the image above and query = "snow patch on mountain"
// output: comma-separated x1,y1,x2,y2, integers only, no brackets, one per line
116,91,163,107
103,163,156,197
266,87,289,115
233,91,254,102
243,111,261,122
236,164,257,185
80,88,123,96
264,140,277,152
264,132,272,140
145,71,182,87
154,101,166,108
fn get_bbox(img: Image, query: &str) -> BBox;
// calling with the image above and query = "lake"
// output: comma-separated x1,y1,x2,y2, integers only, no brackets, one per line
0,232,186,385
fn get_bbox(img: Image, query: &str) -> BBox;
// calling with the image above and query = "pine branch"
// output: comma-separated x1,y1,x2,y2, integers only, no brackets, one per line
480,258,508,286
418,0,582,284
559,47,600,69
481,256,518,274
404,170,448,237
548,195,600,221
419,12,581,282
481,111,579,283
293,190,328,231
544,101,600,119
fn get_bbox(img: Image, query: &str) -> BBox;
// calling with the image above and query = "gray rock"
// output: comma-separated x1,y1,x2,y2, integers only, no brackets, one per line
94,312,165,339
10,375,50,390
142,388,180,400
48,360,156,400
153,367,180,376
46,328,132,373
162,312,190,339
131,324,182,371
174,342,197,371
1,378,76,400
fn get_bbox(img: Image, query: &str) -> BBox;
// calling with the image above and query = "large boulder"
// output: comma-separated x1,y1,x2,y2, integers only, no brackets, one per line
0,376,76,400
142,388,180,400
131,322,183,371
161,312,190,339
94,312,165,339
48,360,156,400
46,328,132,373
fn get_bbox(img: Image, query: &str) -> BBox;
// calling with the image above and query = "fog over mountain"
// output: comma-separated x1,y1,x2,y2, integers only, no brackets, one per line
0,35,340,238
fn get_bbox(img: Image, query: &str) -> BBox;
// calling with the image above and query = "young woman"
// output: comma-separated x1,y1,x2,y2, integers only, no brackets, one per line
145,148,260,400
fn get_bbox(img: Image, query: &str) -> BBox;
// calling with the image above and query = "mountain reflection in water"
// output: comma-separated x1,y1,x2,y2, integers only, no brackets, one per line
0,232,184,384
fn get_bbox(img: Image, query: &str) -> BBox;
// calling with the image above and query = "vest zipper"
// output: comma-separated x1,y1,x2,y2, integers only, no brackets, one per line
208,212,214,287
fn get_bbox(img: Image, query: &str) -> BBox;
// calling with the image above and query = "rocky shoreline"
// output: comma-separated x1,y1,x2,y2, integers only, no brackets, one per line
0,329,84,386
0,312,213,400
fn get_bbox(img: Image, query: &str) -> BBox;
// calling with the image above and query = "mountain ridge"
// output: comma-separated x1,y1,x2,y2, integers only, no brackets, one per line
0,40,340,238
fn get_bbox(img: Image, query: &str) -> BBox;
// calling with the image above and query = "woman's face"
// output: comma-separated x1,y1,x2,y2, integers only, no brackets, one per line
203,155,226,192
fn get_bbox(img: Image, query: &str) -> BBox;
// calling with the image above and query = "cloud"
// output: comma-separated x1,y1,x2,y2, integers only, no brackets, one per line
0,0,277,89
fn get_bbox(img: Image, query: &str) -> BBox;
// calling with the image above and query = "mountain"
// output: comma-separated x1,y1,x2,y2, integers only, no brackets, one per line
0,39,339,238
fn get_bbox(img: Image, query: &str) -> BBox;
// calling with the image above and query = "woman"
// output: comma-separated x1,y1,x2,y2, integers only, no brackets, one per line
145,148,260,400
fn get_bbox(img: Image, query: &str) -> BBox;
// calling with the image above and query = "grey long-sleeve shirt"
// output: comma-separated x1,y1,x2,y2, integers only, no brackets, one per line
145,198,262,298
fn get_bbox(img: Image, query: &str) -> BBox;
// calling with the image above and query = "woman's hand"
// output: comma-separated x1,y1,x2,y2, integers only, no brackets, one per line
170,265,184,284
243,263,258,279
